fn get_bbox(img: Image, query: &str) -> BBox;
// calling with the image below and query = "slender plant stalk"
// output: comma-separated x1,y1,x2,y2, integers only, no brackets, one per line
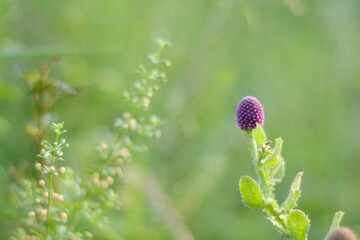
45,132,60,239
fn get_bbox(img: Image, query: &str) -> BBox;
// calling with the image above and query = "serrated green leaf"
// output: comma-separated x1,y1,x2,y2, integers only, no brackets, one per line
286,210,310,240
327,211,345,237
282,172,303,212
252,124,267,148
239,176,266,209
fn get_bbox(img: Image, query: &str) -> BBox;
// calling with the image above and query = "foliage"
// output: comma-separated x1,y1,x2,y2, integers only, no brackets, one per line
9,41,171,240
239,125,351,240
1,0,360,239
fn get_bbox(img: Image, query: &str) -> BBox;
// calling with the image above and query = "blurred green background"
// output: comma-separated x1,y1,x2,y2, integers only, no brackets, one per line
1,0,360,239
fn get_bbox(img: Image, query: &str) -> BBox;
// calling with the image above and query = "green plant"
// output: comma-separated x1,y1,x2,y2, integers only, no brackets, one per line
237,96,355,240
10,122,82,240
10,40,171,240
66,39,171,236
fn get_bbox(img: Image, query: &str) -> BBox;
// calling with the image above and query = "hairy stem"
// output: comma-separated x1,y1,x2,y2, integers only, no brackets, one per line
246,130,289,237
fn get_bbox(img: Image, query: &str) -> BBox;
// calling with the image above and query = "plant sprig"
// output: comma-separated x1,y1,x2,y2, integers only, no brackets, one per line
237,96,350,240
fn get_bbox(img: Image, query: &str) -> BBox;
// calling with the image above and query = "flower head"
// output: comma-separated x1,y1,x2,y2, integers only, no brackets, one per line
328,227,357,240
236,96,264,130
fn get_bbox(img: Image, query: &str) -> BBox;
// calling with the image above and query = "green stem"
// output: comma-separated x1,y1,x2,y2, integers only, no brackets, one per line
265,204,287,232
45,174,53,239
245,131,258,166
247,129,289,237
45,133,59,239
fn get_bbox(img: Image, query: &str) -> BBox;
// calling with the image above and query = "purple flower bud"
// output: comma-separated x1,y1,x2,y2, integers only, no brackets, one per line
236,96,264,130
327,227,357,240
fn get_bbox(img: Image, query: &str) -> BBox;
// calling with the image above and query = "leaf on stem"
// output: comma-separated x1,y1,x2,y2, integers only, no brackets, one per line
272,157,285,183
262,138,282,168
261,138,285,183
281,172,304,212
286,210,310,240
239,176,266,209
252,124,267,148
326,211,345,237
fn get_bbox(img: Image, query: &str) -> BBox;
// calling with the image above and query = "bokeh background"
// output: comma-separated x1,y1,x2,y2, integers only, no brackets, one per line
1,0,360,239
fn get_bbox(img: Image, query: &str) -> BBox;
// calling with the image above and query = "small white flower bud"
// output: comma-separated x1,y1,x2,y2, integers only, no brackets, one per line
58,194,64,201
92,172,100,185
123,112,131,119
129,118,137,130
142,97,150,108
100,181,109,189
105,176,114,185
60,212,67,221
43,192,49,198
28,211,35,218
119,148,130,158
37,209,47,217
54,172,59,176
35,163,41,169
49,166,56,172
52,193,59,199
39,180,46,187
99,143,108,150
59,167,66,173
56,150,63,157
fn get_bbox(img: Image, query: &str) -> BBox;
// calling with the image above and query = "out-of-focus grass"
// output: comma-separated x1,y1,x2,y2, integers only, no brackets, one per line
1,0,360,239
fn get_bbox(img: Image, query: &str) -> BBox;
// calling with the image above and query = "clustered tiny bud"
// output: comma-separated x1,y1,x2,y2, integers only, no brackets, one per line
101,181,109,188
129,118,137,130
105,176,114,185
28,211,35,218
43,192,49,198
35,163,41,169
328,227,357,240
60,212,67,221
142,97,150,108
49,166,56,172
119,148,130,158
39,180,45,187
99,143,108,150
93,172,100,185
37,209,47,217
59,167,66,173
58,194,64,201
56,150,63,157
236,96,265,130
52,193,59,199
123,112,131,119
